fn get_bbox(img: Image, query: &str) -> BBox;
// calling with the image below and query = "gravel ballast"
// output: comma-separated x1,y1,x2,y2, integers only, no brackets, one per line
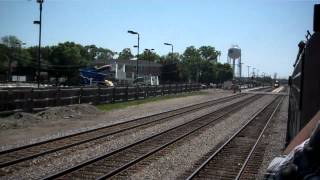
256,96,288,179
1,90,242,179
0,89,232,150
114,95,277,179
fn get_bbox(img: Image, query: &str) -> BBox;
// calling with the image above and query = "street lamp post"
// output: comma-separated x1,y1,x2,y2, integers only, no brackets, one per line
7,45,14,82
16,42,26,82
145,48,155,78
34,0,44,88
164,43,176,82
262,72,266,87
128,30,139,78
8,42,27,82
8,43,17,82
164,43,173,59
247,65,251,88
239,62,243,88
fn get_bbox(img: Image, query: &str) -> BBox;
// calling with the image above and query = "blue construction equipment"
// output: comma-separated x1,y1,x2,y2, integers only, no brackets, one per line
79,65,114,86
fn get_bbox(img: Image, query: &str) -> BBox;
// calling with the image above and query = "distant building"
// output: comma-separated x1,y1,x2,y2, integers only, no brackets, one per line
92,59,162,85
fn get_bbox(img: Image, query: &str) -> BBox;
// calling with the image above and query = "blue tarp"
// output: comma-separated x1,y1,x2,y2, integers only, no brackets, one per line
79,67,107,84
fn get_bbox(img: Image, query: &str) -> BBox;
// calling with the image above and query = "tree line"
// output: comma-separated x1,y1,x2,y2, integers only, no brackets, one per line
0,35,233,84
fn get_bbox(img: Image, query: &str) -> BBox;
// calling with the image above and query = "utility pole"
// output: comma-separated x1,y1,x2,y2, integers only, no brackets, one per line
164,42,174,60
239,62,243,79
246,65,250,88
239,62,243,89
145,48,154,76
34,0,44,88
252,68,256,78
128,30,140,78
8,45,14,82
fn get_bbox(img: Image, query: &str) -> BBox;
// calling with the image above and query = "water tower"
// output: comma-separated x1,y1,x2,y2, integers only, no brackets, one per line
227,45,241,79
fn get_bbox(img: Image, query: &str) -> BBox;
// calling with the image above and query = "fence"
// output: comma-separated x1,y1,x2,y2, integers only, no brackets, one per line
0,84,201,115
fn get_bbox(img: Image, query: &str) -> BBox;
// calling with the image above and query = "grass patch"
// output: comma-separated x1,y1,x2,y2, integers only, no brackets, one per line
97,91,208,112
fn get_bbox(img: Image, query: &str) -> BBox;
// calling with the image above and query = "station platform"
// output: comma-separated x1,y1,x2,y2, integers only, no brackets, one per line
242,86,287,95
242,91,288,95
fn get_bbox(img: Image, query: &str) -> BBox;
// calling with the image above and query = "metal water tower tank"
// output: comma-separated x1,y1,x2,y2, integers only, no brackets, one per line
228,45,241,59
227,45,242,79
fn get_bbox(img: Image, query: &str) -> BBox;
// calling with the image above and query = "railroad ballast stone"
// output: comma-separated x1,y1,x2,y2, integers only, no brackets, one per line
0,104,102,130
256,96,288,179
0,89,232,150
1,89,236,179
125,95,277,179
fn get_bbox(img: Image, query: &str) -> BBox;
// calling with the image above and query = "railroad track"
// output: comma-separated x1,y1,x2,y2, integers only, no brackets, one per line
186,95,284,180
43,94,263,180
0,93,247,170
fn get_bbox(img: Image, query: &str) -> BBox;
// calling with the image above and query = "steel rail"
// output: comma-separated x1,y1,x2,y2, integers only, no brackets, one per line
235,96,284,180
186,95,283,180
97,95,258,180
0,93,245,168
43,95,262,180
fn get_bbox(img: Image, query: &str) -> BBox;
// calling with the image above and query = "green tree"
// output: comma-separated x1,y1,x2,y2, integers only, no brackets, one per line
0,44,10,74
49,42,89,84
84,45,99,60
85,45,114,61
180,46,202,82
199,45,219,62
27,46,53,68
15,49,32,67
199,61,217,83
159,52,180,64
177,46,230,83
118,48,134,60
1,35,33,80
1,35,21,48
159,52,181,83
216,63,233,83
138,49,160,62
49,42,88,66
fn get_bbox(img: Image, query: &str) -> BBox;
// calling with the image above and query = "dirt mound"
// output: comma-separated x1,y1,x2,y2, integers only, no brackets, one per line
0,112,42,129
0,104,102,129
36,104,101,120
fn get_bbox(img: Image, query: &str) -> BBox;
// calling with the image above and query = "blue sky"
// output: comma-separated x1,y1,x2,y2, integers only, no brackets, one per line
0,0,318,78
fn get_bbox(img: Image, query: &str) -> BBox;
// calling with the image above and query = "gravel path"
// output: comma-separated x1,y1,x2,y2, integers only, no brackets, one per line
256,96,288,179
1,89,240,179
113,95,277,179
0,89,232,150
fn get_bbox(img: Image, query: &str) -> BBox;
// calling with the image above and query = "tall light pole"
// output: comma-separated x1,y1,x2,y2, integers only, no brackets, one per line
262,72,266,87
145,48,155,51
7,43,16,82
145,48,155,77
164,43,173,59
252,67,256,78
16,42,26,82
128,30,139,78
246,65,251,88
34,0,44,88
7,42,25,82
239,62,243,78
